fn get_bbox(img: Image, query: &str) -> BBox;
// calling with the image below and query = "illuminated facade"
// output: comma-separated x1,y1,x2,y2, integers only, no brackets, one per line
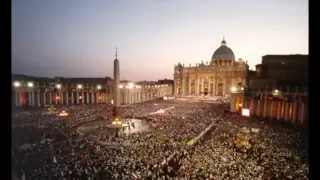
12,74,174,107
174,38,249,96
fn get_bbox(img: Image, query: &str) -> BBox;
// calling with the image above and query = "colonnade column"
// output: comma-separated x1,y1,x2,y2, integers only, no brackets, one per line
181,77,185,95
49,92,52,105
96,93,99,104
91,92,94,104
55,92,58,105
269,100,273,120
81,91,84,104
300,103,305,125
66,92,69,104
71,92,74,104
37,92,40,106
15,92,19,106
43,93,46,105
256,100,261,117
277,101,281,120
61,92,64,104
76,91,79,104
195,77,199,95
284,101,289,121
292,101,297,124
86,92,89,104
263,96,267,118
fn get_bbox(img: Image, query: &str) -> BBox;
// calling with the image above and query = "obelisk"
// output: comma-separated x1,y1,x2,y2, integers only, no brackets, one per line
112,48,122,136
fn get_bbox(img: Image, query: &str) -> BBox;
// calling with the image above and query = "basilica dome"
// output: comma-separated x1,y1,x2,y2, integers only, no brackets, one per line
211,38,235,63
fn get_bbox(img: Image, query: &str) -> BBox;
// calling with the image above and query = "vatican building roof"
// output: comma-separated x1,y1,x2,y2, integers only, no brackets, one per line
211,37,235,62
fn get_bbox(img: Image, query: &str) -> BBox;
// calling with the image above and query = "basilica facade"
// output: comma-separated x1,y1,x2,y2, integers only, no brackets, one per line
174,38,249,96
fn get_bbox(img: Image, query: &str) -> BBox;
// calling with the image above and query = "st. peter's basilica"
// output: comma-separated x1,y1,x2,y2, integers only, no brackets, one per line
174,37,249,96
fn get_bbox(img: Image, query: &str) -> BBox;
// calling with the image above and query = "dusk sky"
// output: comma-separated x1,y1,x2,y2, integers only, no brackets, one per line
12,0,308,81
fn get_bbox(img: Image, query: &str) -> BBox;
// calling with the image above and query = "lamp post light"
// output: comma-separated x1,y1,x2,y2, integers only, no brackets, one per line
13,81,20,87
56,84,61,104
27,82,34,88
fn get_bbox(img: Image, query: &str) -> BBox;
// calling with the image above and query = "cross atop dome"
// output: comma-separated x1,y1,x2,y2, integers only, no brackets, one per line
221,36,227,46
115,47,118,59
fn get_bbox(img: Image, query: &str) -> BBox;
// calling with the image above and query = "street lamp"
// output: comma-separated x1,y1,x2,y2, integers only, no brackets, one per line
13,81,20,87
27,82,34,87
97,85,101,90
77,85,82,89
272,89,281,96
56,84,61,89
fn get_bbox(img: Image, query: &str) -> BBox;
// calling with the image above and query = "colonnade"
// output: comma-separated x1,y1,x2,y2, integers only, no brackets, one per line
13,86,174,107
13,91,107,107
230,94,308,126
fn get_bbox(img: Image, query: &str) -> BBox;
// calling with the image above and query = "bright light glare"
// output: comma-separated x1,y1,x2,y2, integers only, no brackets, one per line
78,85,82,89
230,87,237,92
239,103,242,107
97,85,101,89
79,96,82,99
240,87,244,90
128,83,134,89
27,82,34,87
274,89,279,94
56,84,61,89
13,81,20,87
242,108,250,117
119,85,123,88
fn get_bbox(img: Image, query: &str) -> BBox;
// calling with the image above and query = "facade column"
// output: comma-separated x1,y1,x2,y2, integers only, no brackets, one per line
181,77,185,95
188,79,191,95
223,78,227,95
66,92,69,104
15,92,19,107
96,93,99,104
269,100,273,120
284,101,289,121
49,92,52,105
173,79,176,94
215,78,219,96
43,93,46,105
277,101,281,120
292,101,297,124
37,92,40,106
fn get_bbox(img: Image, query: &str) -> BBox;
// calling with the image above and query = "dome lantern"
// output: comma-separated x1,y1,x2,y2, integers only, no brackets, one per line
221,36,226,46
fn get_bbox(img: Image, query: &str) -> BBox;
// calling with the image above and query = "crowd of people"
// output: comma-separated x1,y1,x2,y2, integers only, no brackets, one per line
12,98,308,180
